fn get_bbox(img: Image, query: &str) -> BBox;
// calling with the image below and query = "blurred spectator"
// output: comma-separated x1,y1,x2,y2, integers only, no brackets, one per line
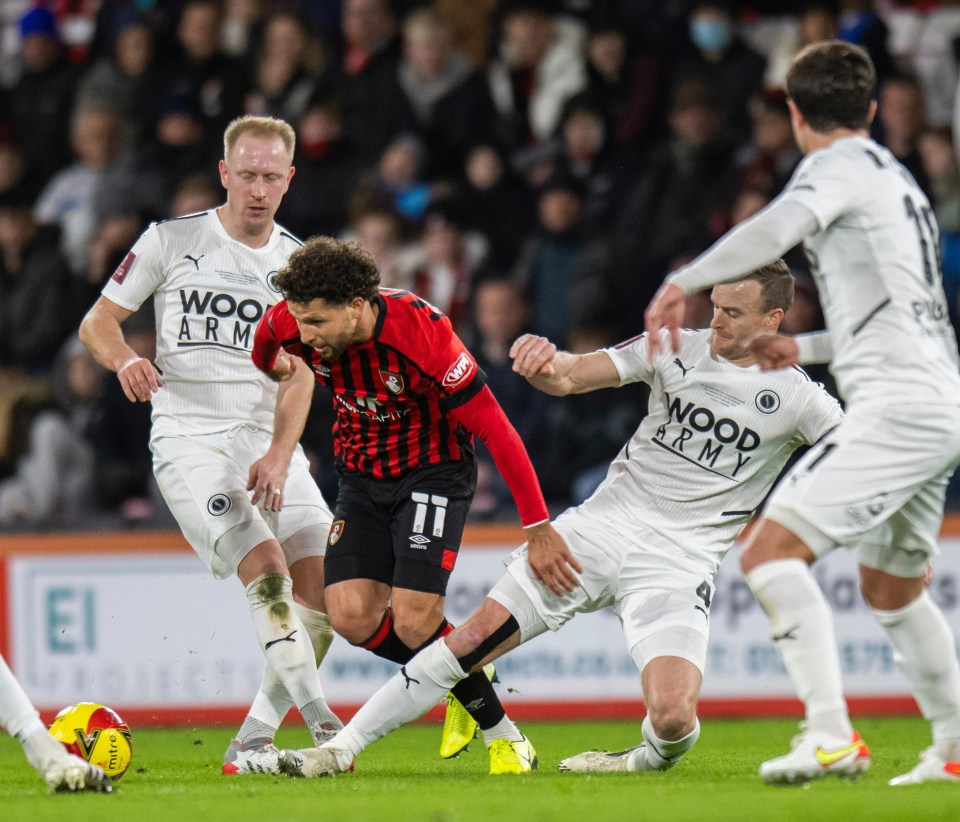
345,197,415,289
84,212,148,298
405,198,489,332
0,336,102,527
837,0,894,83
244,10,323,124
885,1,960,127
876,70,930,197
765,3,838,88
221,0,269,60
162,0,250,155
736,88,801,199
589,79,739,340
315,0,402,164
5,5,78,185
365,133,434,221
0,182,74,373
536,325,646,506
169,173,221,218
486,1,587,159
513,174,590,349
434,0,498,70
456,141,535,271
34,103,127,278
467,276,549,515
672,1,767,141
75,12,165,144
582,11,663,148
552,96,640,227
119,89,220,219
277,98,366,239
392,7,496,178
0,128,31,199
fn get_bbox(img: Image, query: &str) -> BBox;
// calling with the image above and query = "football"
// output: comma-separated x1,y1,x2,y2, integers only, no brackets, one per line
48,702,133,779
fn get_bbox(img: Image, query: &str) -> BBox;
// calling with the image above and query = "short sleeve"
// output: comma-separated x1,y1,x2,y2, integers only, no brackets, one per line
419,315,485,404
603,331,663,386
797,379,843,444
100,223,167,312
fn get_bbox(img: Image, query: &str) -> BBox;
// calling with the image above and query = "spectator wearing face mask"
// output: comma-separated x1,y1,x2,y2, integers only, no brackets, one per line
671,2,766,142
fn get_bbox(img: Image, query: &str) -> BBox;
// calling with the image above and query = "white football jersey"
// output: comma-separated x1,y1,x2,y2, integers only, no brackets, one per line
101,209,300,442
781,135,960,407
566,329,842,577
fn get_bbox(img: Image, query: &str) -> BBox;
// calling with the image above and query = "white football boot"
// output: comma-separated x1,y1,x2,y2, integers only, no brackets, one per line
759,725,871,784
889,748,960,786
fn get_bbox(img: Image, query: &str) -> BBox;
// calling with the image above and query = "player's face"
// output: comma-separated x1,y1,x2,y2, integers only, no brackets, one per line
287,297,364,362
709,280,779,364
219,135,294,239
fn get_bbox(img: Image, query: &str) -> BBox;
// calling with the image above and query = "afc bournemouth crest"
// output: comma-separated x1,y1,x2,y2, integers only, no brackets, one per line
329,520,345,545
379,370,405,395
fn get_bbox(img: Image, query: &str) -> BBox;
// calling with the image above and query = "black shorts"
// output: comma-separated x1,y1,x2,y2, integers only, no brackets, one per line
324,458,477,595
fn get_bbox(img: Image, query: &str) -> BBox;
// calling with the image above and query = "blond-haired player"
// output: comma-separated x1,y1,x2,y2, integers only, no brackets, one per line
80,115,341,774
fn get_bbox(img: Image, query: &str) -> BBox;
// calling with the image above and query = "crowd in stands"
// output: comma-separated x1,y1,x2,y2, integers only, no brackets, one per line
2,0,960,529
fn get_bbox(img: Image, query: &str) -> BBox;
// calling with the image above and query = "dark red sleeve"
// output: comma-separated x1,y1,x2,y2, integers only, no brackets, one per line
251,303,283,372
450,384,549,527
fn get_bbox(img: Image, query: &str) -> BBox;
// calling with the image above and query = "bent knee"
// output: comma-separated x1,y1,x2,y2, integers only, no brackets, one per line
646,702,697,741
329,609,380,646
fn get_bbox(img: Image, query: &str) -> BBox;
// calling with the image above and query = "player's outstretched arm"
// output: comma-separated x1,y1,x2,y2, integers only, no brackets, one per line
79,296,163,403
249,354,312,511
510,334,621,395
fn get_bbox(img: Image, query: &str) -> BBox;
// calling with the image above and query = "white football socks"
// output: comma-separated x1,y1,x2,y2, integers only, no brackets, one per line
245,574,335,737
240,603,338,745
746,559,853,738
334,638,465,757
630,715,700,771
872,592,960,760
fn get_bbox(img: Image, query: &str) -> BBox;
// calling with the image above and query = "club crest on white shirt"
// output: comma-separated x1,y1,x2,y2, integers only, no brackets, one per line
755,390,781,414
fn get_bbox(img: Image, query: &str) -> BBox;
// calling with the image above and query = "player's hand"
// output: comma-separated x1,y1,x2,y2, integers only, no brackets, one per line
644,282,686,358
747,334,799,370
525,522,581,596
248,449,290,512
265,350,297,383
510,334,557,378
117,356,163,403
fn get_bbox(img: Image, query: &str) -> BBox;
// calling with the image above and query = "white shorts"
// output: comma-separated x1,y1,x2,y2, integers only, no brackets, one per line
152,426,332,579
764,404,960,577
487,513,713,673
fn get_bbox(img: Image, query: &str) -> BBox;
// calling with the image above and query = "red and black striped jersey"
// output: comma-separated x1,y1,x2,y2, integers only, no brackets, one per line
254,289,490,479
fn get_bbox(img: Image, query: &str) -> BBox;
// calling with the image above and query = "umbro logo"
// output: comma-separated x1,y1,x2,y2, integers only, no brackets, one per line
674,358,694,377
185,253,205,270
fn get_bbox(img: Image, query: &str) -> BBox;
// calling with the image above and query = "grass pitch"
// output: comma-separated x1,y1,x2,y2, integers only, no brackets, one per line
0,717,956,822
